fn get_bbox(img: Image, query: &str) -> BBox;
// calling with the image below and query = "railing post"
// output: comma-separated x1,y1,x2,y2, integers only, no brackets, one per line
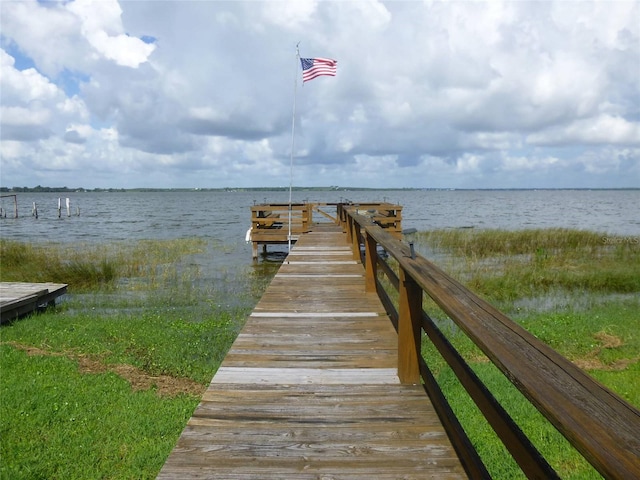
351,220,361,261
364,232,377,293
398,267,422,384
345,213,353,243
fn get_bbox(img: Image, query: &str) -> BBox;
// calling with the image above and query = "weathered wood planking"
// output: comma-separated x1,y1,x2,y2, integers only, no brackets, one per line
158,223,467,479
0,282,67,323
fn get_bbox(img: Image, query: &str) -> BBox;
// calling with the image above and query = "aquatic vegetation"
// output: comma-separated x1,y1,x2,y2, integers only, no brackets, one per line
416,228,640,304
417,228,607,257
0,238,206,291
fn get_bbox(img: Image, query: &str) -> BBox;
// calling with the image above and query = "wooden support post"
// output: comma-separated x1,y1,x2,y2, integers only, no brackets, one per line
345,214,353,244
398,267,422,384
364,232,377,293
351,221,361,261
303,204,311,230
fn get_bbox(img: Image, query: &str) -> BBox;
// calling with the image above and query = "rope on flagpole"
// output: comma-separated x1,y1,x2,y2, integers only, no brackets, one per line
288,42,300,252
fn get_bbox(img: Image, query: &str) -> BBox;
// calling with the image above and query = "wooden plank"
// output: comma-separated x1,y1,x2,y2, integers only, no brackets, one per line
211,367,400,385
277,274,363,278
0,282,67,323
161,386,465,479
286,251,352,255
291,246,351,251
284,260,359,265
250,312,380,318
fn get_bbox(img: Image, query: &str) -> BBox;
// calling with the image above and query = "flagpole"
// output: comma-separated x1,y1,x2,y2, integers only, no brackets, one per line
288,42,300,252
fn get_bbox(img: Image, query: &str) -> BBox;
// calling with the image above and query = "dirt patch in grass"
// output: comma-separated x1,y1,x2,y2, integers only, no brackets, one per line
469,352,490,364
592,330,623,349
4,342,206,397
461,331,637,372
573,357,637,371
571,331,639,372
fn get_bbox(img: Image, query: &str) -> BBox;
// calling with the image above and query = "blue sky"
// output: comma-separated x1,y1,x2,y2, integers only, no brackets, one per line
1,0,639,189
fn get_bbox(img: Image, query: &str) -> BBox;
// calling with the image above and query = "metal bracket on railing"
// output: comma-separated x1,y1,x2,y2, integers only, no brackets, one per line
402,228,417,259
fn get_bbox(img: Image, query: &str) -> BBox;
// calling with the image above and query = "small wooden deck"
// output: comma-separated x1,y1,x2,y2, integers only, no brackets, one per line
158,223,467,479
0,282,67,323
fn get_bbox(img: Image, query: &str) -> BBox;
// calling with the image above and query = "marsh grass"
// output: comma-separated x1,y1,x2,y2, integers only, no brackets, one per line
1,240,117,289
417,228,606,256
416,228,639,304
0,238,206,291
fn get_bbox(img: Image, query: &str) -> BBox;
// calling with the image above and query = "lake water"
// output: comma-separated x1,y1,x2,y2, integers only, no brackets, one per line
2,190,638,237
2,189,639,269
2,189,638,312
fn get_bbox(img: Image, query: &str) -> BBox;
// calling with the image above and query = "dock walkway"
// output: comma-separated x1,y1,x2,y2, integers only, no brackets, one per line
0,282,67,323
158,223,467,479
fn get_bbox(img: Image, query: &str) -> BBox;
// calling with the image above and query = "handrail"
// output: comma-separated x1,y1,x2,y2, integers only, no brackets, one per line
338,204,640,480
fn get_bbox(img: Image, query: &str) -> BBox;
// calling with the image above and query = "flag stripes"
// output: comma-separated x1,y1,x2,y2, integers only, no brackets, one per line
300,57,337,82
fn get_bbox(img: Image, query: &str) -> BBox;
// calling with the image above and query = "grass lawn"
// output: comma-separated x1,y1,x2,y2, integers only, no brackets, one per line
1,230,638,479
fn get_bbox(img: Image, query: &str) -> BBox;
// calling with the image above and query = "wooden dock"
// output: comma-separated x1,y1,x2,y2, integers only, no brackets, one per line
249,202,402,258
0,282,67,323
158,223,467,479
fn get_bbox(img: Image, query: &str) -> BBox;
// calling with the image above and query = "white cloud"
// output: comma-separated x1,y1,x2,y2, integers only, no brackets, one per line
67,0,155,68
528,114,640,146
1,0,639,189
1,106,51,127
0,1,81,76
501,154,561,172
0,50,58,104
455,153,482,174
0,47,90,143
578,147,640,175
260,0,319,28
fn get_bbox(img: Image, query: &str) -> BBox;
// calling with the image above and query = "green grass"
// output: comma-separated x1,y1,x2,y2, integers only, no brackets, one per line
1,345,196,480
0,300,246,479
1,306,243,385
414,229,640,478
421,297,639,479
0,238,269,479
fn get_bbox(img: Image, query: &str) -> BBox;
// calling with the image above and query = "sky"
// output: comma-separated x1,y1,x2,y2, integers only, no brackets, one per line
1,0,639,190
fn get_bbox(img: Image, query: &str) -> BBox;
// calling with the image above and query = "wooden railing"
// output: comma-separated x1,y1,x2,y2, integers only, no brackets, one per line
250,202,402,258
249,203,312,258
338,204,640,480
251,203,311,237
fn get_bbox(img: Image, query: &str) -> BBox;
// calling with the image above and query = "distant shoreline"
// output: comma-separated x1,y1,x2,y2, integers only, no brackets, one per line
2,186,639,194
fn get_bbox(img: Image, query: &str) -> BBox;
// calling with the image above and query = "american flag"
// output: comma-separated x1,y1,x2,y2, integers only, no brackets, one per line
300,57,337,83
